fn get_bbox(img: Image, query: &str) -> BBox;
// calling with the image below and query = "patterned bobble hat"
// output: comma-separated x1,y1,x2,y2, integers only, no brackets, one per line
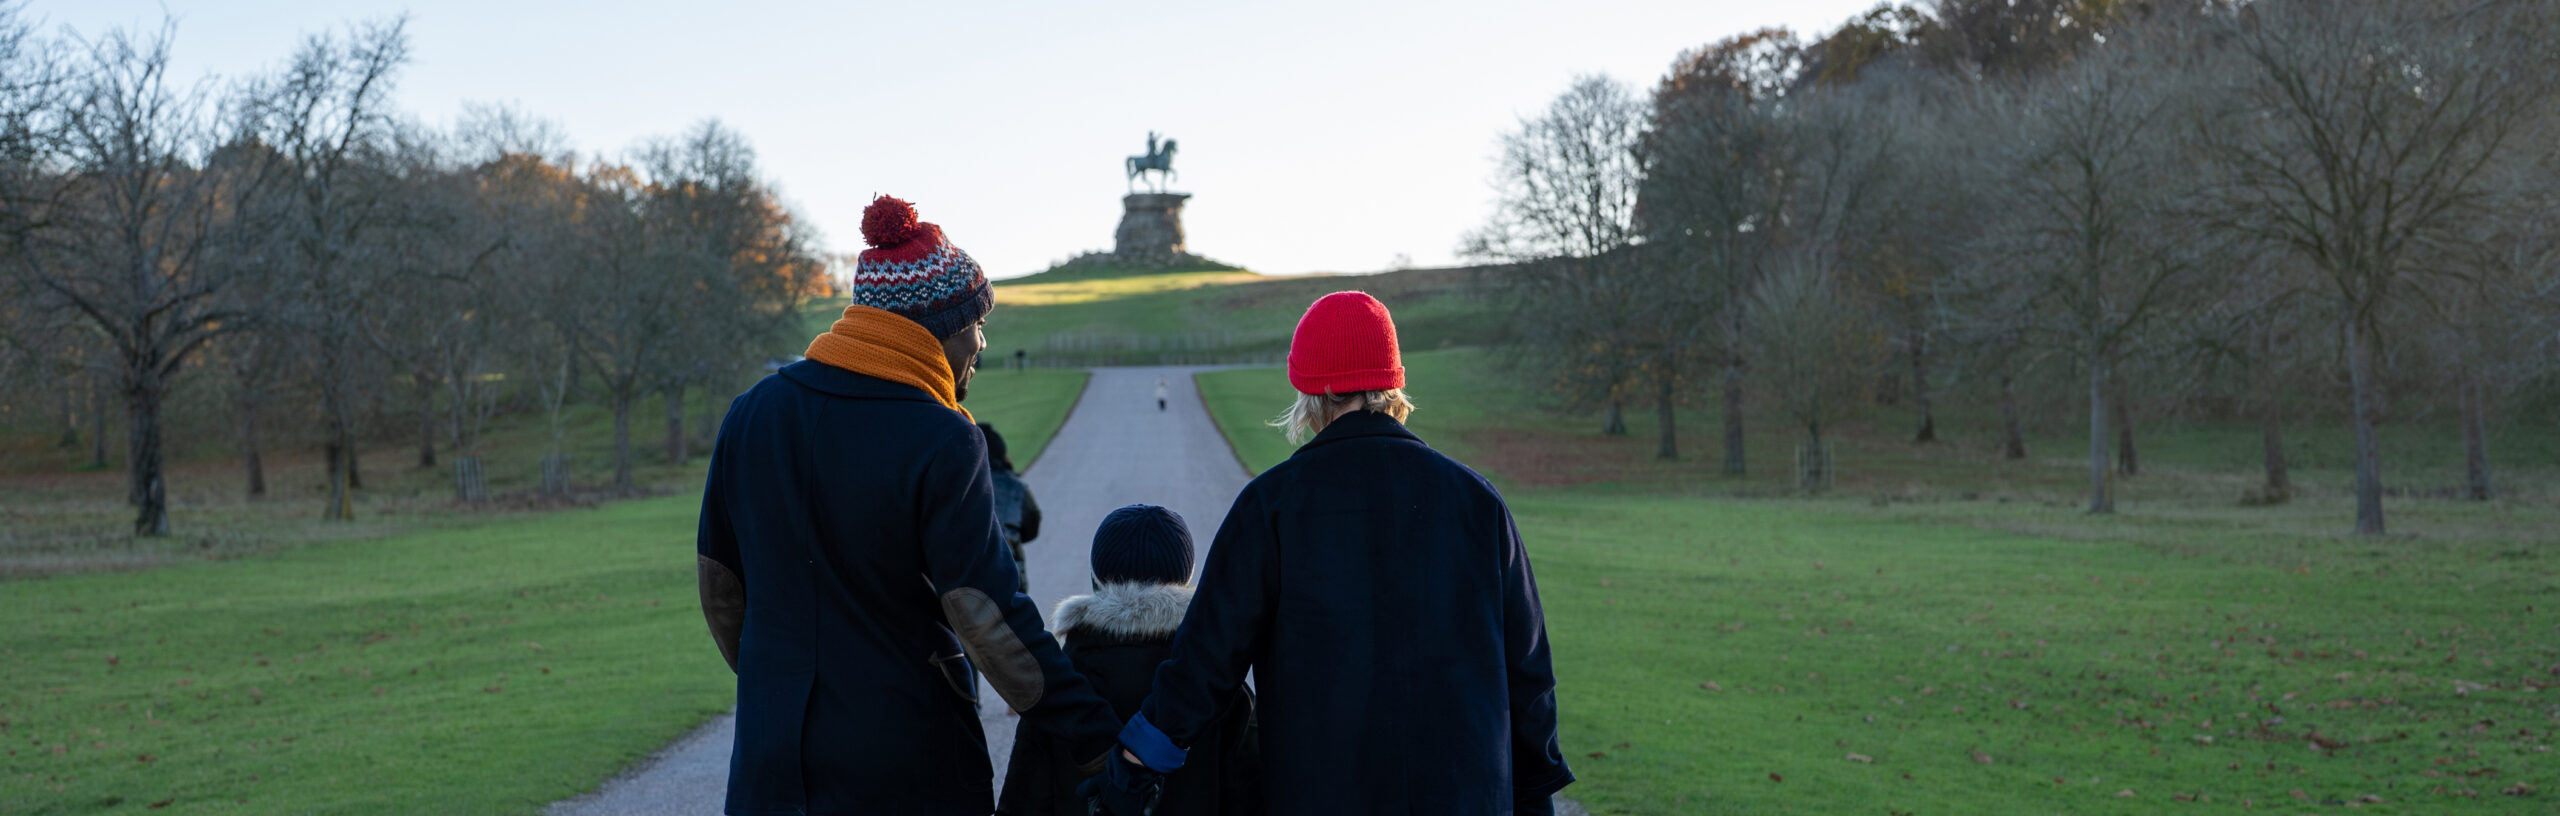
853,195,994,341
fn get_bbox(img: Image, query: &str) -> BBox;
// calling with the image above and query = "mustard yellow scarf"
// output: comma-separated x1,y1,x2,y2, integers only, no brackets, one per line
804,305,972,422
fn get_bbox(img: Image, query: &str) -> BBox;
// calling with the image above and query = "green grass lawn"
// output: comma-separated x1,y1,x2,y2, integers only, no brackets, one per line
1522,492,2559,815
0,495,730,815
1198,349,2560,814
960,368,1089,472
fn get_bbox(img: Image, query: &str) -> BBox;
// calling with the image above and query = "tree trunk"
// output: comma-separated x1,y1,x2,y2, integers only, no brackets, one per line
1601,400,1627,436
1721,360,1746,476
2344,317,2385,535
241,394,265,499
1655,375,1677,460
2461,368,2491,501
2257,326,2289,496
2110,372,2138,477
126,372,169,536
122,372,144,507
1910,329,1937,443
1999,370,2027,460
346,440,364,489
2087,352,2113,514
1800,421,1825,489
89,373,108,469
665,383,687,465
2260,396,2290,497
613,392,636,494
324,440,353,521
58,383,78,449
416,376,438,469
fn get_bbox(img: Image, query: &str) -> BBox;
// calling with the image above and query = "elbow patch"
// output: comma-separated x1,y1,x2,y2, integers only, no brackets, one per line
697,555,746,673
940,587,1044,713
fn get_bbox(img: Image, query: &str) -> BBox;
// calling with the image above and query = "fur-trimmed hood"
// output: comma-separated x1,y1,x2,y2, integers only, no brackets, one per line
1051,581,1193,642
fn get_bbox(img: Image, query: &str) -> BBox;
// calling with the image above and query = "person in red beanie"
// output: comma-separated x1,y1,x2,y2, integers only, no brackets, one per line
1083,291,1574,815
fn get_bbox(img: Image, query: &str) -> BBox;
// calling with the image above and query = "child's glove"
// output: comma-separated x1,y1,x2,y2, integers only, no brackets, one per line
1077,750,1160,816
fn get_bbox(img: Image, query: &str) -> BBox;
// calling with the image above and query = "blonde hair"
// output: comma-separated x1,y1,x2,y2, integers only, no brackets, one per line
1268,388,1415,444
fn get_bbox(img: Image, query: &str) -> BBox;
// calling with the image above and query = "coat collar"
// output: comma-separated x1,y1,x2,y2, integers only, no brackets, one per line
1052,582,1195,642
776,358,946,403
1299,409,1425,452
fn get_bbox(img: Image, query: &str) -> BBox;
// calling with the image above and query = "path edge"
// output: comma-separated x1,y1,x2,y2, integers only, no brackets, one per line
1191,370,1259,477
1019,369,1092,476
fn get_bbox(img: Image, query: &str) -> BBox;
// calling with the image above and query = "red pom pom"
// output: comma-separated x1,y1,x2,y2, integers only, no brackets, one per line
861,195,921,248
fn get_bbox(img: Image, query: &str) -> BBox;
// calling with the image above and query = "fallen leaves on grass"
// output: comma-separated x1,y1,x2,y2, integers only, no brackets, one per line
1769,773,1783,783
1699,681,1721,692
1846,753,1873,763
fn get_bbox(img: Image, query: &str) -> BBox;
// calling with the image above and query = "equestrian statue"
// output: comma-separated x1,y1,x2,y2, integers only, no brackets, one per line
1126,130,1178,193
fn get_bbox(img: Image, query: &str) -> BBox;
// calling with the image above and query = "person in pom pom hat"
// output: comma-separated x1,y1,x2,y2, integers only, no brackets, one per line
997,505,1263,816
697,196,1124,815
1081,291,1575,815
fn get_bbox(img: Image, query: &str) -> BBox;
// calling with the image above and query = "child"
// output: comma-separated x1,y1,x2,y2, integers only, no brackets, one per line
998,505,1260,816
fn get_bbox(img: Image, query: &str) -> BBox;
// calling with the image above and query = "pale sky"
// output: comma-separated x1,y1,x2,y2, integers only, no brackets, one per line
33,0,1882,278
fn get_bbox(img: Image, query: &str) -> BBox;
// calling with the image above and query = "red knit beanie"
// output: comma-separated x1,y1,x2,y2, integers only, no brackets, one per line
1287,291,1404,395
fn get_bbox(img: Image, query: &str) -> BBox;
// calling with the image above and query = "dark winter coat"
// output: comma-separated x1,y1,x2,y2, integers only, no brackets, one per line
696,360,1122,815
1134,410,1573,815
998,583,1261,816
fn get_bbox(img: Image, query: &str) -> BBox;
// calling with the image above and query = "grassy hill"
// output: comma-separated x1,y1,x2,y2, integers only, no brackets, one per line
979,262,1507,368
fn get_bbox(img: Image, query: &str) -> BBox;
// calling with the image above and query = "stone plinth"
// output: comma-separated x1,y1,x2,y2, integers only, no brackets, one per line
1114,192,1190,259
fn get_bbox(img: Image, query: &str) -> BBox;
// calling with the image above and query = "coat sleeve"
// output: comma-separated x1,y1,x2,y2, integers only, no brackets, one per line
695,405,745,673
921,423,1122,764
1499,501,1574,800
1130,485,1275,769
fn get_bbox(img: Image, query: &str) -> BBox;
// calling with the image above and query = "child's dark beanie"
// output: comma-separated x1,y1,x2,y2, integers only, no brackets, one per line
1091,504,1194,586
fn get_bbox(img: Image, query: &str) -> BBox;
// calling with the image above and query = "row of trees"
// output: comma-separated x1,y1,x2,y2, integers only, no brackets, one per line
0,11,827,535
1472,0,2560,534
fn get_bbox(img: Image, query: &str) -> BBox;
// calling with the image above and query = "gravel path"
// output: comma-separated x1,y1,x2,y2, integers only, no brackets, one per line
547,367,1252,816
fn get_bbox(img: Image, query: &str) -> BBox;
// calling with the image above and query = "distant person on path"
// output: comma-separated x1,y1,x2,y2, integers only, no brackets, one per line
999,505,1262,816
1086,292,1573,815
697,196,1122,815
1155,376,1169,412
979,422,1043,593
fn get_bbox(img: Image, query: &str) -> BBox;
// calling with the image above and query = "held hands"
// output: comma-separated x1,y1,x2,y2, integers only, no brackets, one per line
1077,749,1161,816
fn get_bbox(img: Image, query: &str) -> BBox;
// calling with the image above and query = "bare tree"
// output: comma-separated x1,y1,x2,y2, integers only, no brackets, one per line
2198,0,2560,534
2,22,285,535
248,17,411,520
1949,28,2206,514
1748,253,1885,487
1644,30,1802,469
1464,75,1652,440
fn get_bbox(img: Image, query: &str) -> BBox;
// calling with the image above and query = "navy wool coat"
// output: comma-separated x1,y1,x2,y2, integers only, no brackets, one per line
1134,410,1573,814
697,360,1122,815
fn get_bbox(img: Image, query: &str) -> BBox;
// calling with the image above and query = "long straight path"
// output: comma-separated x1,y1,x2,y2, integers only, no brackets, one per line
548,366,1254,816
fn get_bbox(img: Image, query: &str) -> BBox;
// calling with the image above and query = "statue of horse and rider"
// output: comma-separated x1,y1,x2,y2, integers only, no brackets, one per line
1126,131,1178,193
